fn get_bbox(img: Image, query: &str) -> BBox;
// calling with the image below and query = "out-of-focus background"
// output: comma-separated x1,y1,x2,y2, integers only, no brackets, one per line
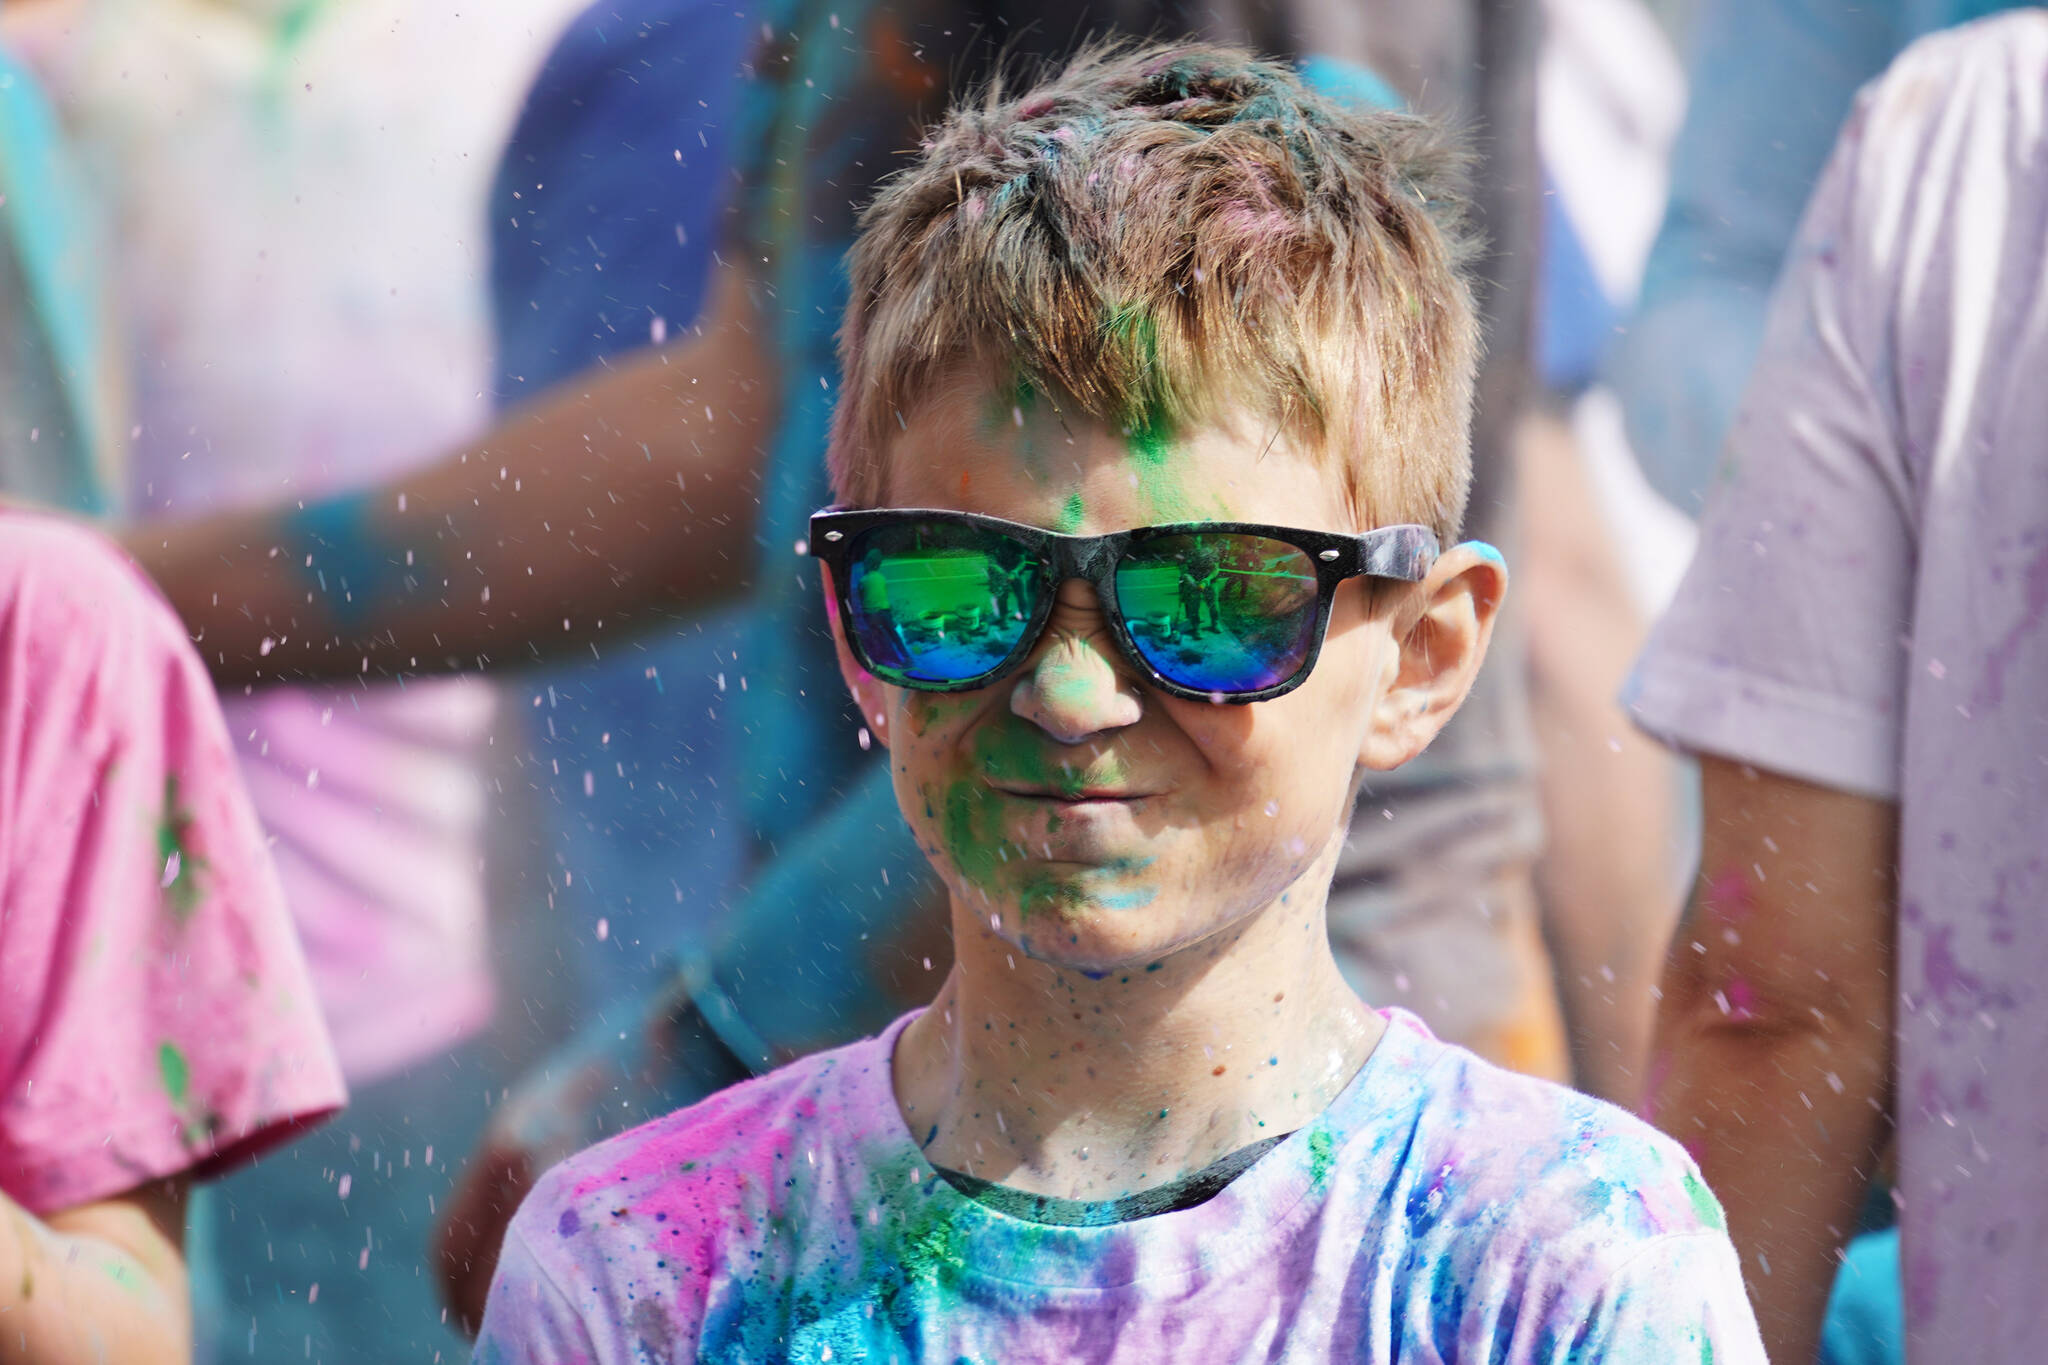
0,0,1970,1358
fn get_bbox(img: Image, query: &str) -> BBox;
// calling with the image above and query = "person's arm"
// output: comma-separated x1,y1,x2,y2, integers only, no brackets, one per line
122,263,774,687
1648,755,1897,1365
0,1180,191,1365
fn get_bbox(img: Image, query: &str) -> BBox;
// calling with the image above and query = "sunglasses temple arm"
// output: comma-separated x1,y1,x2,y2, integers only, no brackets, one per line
1358,526,1441,582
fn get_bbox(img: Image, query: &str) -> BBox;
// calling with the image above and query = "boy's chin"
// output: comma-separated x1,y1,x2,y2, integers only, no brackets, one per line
994,885,1216,979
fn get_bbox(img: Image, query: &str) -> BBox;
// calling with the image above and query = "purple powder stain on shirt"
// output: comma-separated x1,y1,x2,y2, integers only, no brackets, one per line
1973,536,2048,708
1920,925,1985,1013
558,1207,582,1239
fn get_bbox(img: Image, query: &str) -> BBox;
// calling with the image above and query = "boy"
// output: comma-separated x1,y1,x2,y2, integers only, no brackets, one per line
483,42,1762,1361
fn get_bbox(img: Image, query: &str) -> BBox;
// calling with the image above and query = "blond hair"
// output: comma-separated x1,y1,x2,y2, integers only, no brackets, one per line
829,42,1482,542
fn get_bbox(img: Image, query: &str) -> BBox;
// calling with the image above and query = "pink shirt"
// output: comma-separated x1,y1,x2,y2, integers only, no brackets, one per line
0,511,344,1216
1628,15,2048,1358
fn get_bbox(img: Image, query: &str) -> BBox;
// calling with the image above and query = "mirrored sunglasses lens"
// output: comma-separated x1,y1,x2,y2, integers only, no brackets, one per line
845,522,1041,686
1116,533,1320,694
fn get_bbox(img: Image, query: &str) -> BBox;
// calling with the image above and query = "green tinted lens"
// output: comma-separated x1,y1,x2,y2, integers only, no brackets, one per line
844,521,1042,686
1116,532,1321,693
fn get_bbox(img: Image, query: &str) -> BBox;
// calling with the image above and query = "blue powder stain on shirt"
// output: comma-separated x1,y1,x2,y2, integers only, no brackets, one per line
558,1207,582,1239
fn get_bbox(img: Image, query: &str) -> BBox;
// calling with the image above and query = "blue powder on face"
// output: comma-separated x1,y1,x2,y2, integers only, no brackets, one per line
558,1207,582,1239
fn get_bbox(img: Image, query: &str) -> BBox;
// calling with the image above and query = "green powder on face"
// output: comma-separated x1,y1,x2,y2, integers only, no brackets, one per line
940,780,1016,892
907,694,978,738
1055,492,1086,533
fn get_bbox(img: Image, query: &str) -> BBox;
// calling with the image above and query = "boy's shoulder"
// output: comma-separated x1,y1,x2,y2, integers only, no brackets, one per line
509,1021,900,1266
1369,1013,1728,1265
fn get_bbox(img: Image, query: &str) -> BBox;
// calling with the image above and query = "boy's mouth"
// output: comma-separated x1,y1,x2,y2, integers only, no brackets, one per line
991,784,1154,805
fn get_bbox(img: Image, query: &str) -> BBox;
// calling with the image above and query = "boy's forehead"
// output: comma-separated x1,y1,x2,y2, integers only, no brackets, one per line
881,375,1355,533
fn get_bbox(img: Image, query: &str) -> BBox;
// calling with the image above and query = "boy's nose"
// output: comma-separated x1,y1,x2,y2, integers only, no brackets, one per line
1009,581,1142,743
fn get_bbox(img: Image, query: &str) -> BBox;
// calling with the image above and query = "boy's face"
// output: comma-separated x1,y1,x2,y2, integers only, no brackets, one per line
829,379,1498,975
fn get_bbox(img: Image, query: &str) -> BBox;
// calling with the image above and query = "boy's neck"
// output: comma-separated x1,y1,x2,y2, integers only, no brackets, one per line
894,859,1384,1204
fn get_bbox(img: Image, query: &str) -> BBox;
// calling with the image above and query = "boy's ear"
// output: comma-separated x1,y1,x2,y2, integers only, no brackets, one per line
1358,543,1507,771
822,567,893,751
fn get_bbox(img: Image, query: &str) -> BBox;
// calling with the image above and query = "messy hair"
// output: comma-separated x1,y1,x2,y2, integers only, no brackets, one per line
828,41,1483,542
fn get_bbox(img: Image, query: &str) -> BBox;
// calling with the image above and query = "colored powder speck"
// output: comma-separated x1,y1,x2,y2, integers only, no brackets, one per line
1055,492,1086,533
557,1208,582,1239
1306,1128,1336,1188
1682,1169,1727,1233
158,1041,190,1106
155,776,206,922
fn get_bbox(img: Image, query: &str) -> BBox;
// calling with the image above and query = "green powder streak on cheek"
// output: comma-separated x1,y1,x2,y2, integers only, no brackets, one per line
940,779,1013,891
907,694,978,738
1055,492,1086,533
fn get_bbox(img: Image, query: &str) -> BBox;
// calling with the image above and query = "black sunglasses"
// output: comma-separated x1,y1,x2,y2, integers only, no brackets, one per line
805,508,1439,703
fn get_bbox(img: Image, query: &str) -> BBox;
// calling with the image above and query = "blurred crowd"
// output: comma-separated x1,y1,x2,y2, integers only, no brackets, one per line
0,0,2042,1362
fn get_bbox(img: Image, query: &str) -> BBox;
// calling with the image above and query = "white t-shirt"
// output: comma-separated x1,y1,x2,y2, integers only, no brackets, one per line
1627,13,2048,1358
476,1009,1763,1363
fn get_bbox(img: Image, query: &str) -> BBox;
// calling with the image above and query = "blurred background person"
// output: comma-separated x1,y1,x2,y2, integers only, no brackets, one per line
2,0,583,1358
3,39,344,1365
0,28,117,512
0,508,346,1365
1610,1,2046,1361
1633,12,2048,1364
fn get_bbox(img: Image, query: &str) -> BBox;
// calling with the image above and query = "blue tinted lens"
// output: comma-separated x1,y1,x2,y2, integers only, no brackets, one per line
845,522,1042,686
1116,533,1320,693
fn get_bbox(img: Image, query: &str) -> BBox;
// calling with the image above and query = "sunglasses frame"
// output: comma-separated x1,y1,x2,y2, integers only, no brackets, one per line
806,507,1440,704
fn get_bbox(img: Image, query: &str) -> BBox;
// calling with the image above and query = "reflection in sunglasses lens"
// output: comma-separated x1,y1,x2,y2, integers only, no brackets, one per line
847,523,1041,685
1117,533,1319,693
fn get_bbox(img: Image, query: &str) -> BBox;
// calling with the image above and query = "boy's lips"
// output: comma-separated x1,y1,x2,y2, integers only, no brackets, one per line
991,784,1157,804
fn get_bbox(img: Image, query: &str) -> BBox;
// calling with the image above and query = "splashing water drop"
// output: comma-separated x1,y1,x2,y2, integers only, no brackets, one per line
596,918,609,942
160,851,182,888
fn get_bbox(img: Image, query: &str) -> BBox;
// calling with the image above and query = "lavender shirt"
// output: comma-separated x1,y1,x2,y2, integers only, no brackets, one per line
476,1009,1760,1362
1627,14,2048,1358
